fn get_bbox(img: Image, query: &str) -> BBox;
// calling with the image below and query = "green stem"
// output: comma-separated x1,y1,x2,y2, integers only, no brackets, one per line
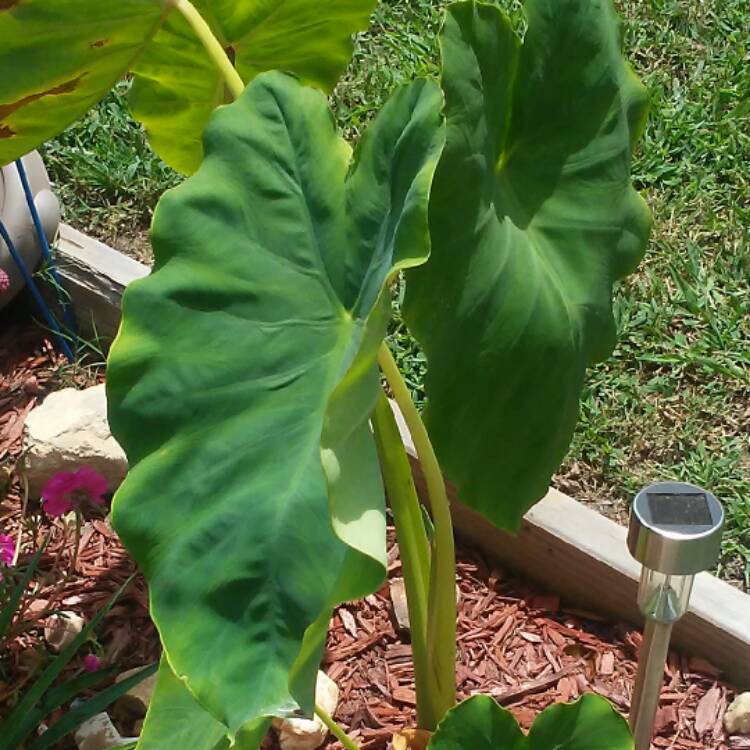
377,343,456,727
372,392,437,729
170,0,244,100
315,704,361,750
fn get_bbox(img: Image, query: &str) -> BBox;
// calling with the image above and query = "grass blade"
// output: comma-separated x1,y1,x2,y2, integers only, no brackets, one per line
5,667,117,747
0,576,133,750
0,545,45,640
27,663,158,750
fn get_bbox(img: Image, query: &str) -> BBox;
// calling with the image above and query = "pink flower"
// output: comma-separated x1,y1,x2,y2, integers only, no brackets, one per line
0,534,14,566
0,269,9,293
41,467,108,517
83,654,102,672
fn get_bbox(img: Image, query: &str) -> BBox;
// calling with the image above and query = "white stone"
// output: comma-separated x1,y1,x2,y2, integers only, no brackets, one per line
44,611,85,653
272,671,339,750
725,692,750,735
24,384,128,498
73,712,124,750
114,666,158,717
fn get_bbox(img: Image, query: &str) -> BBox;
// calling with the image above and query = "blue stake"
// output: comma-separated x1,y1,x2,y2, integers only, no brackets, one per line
0,218,75,363
15,158,79,338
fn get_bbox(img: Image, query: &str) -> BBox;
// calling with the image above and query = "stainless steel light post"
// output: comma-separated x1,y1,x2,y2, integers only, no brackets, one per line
627,481,724,750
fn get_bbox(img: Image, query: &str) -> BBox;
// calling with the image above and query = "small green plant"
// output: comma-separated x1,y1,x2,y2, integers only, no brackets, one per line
0,546,156,750
0,0,651,747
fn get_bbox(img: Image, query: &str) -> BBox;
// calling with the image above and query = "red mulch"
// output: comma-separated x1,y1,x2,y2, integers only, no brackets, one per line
268,530,738,750
0,311,63,467
1,309,744,749
0,310,156,736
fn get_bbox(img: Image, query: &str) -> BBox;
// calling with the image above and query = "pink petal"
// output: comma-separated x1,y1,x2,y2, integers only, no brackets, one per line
40,467,109,510
74,466,108,501
0,534,14,566
83,654,102,672
43,495,73,517
41,472,78,504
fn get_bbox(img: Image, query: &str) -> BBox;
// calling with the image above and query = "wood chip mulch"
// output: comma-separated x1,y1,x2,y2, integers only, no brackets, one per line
0,311,65,470
273,530,742,750
1,312,156,734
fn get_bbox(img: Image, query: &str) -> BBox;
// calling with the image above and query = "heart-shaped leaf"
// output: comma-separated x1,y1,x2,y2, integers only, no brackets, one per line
107,71,444,736
428,694,632,750
136,658,269,750
0,0,166,166
129,0,378,173
0,1,374,172
403,0,652,530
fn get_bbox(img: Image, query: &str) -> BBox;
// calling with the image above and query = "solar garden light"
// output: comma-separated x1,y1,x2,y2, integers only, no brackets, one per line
627,481,724,750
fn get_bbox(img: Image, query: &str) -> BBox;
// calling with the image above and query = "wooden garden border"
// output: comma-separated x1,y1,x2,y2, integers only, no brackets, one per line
56,223,149,341
54,222,750,688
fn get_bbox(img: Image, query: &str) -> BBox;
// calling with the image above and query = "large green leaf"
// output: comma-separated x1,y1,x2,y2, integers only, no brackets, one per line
129,0,377,173
0,0,167,166
0,0,373,172
137,659,227,750
403,0,652,530
428,694,632,750
136,658,269,750
107,71,444,737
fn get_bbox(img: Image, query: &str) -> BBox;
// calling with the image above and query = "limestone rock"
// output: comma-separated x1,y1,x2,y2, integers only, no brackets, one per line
44,611,85,653
114,666,158,717
725,692,750,735
73,713,124,750
24,384,127,498
272,671,339,750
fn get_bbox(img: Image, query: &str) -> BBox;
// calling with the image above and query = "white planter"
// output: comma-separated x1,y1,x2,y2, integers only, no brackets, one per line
0,151,60,309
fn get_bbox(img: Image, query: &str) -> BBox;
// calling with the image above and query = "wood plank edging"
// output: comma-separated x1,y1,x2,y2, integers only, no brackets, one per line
55,223,149,340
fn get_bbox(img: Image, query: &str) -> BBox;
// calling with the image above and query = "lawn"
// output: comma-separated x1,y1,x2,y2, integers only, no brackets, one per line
42,0,749,588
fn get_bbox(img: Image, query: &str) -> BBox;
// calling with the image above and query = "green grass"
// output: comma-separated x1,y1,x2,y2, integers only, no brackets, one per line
41,82,179,262
563,0,750,588
43,0,749,588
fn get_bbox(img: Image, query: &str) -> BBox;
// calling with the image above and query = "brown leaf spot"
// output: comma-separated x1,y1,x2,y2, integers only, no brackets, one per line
0,74,87,130
0,0,21,11
89,39,109,49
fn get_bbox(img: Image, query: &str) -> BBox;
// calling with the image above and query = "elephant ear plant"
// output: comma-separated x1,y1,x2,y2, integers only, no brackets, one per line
108,0,650,747
0,0,651,747
109,71,445,748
